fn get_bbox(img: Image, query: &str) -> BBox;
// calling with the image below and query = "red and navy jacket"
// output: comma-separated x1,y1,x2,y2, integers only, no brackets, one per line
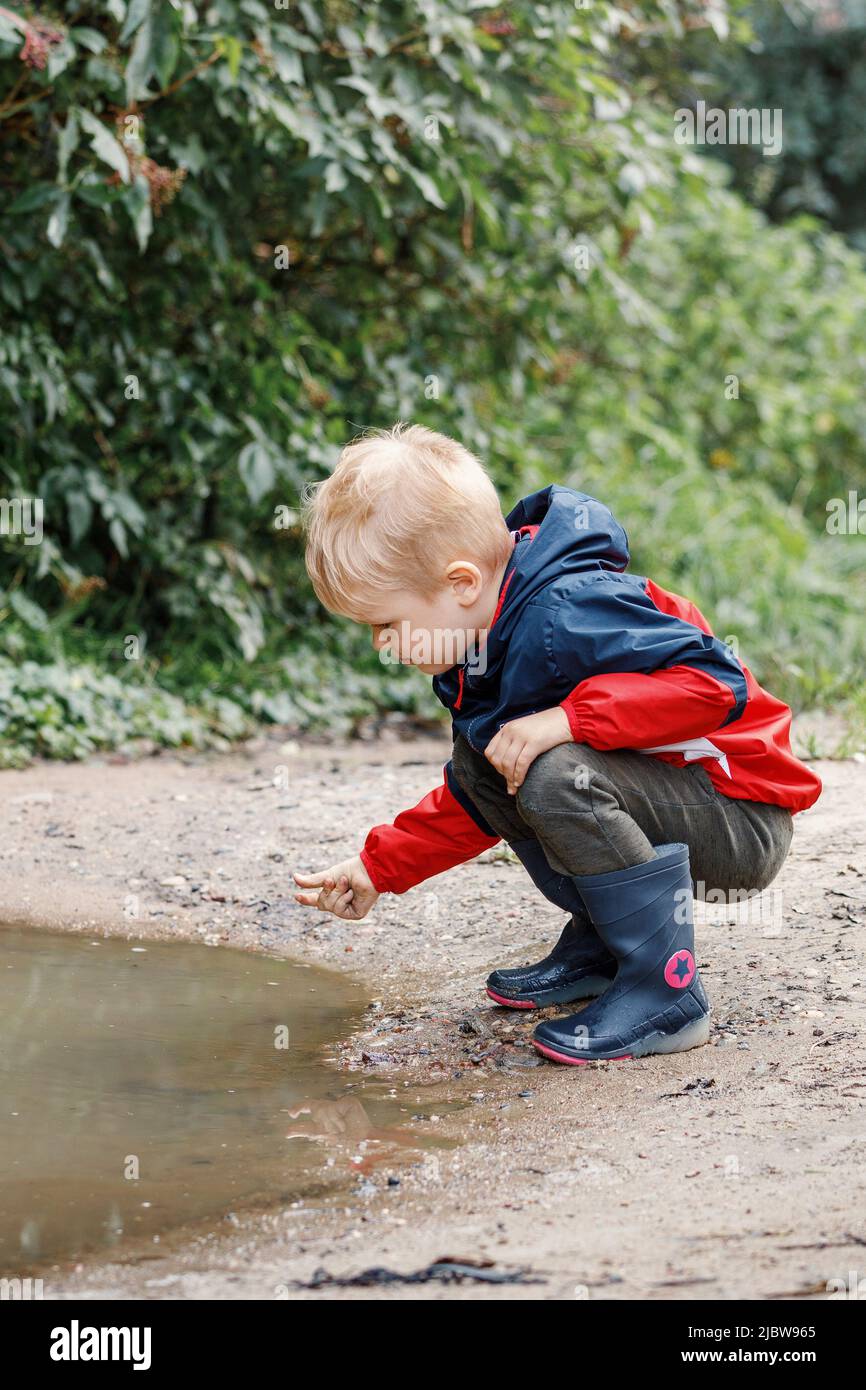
359,484,822,895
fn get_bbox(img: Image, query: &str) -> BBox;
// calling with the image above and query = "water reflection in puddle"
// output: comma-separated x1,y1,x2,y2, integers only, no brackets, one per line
0,926,454,1274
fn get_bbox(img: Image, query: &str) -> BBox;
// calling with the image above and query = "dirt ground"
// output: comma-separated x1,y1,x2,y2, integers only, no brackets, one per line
2,726,864,1301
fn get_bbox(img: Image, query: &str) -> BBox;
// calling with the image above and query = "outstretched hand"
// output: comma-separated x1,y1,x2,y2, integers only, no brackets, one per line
293,854,380,921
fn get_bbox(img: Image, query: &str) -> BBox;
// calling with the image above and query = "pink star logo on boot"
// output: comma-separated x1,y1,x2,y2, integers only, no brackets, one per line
664,950,696,989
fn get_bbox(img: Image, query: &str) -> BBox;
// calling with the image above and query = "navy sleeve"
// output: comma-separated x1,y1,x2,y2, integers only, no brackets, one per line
547,577,748,727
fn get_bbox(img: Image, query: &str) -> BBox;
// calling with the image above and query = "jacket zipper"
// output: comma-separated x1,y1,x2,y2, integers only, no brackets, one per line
455,667,465,710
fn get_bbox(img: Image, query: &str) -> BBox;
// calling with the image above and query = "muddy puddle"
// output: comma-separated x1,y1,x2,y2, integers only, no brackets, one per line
0,926,456,1276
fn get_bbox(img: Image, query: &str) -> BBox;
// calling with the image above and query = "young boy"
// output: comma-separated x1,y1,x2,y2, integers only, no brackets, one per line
293,424,822,1065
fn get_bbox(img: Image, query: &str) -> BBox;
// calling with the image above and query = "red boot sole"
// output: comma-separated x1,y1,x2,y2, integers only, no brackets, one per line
532,1039,633,1066
486,986,537,1009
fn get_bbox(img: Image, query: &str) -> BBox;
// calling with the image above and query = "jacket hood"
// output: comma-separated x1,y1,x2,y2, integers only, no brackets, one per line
487,484,629,652
503,484,630,610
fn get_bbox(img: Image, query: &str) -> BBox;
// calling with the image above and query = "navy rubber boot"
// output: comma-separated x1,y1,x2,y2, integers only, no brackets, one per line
486,839,615,1010
532,843,710,1063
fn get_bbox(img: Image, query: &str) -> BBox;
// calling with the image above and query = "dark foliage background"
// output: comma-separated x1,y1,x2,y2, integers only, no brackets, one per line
697,0,866,246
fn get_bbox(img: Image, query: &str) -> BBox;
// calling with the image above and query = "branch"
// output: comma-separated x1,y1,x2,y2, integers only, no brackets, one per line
0,86,54,122
137,50,221,107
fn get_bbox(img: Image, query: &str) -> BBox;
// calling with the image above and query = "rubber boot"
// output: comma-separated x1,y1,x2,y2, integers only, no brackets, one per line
485,838,615,1010
532,843,710,1063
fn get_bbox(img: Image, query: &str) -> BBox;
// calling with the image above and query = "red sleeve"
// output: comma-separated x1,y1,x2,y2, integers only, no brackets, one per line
559,664,737,749
360,764,501,895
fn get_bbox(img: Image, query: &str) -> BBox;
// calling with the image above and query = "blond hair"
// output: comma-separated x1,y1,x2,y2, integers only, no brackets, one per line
301,423,512,621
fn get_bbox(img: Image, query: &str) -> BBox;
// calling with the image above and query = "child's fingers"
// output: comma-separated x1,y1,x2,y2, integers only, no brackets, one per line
318,875,352,914
498,750,518,785
294,873,343,910
335,880,362,919
484,729,501,757
332,885,357,919
293,870,332,887
293,870,365,918
291,878,332,900
325,876,351,905
509,744,534,789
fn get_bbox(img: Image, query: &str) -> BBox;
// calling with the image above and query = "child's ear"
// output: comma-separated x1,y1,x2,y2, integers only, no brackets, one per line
446,560,483,604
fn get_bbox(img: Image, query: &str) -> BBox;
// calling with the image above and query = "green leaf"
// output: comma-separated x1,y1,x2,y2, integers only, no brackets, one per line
46,193,70,248
70,27,109,55
405,164,446,210
8,184,59,215
57,111,79,183
66,492,93,546
122,175,153,252
76,179,124,209
82,238,118,292
46,38,76,82
0,276,22,311
108,517,128,558
78,109,131,184
119,0,151,45
324,162,348,193
0,11,23,43
125,11,155,99
238,442,276,504
706,6,730,42
151,2,180,88
271,45,303,85
9,592,49,631
169,133,206,175
215,34,243,83
125,2,179,99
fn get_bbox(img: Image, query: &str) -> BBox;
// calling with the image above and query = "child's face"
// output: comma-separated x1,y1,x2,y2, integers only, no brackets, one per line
364,558,506,676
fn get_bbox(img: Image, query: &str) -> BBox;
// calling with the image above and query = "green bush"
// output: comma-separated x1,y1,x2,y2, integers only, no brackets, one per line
0,1,863,762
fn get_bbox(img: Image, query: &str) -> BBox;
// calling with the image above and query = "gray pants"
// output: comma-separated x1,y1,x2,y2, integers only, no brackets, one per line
451,734,793,898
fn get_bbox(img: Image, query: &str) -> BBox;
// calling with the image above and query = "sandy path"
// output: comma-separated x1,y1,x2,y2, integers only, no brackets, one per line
1,731,863,1301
